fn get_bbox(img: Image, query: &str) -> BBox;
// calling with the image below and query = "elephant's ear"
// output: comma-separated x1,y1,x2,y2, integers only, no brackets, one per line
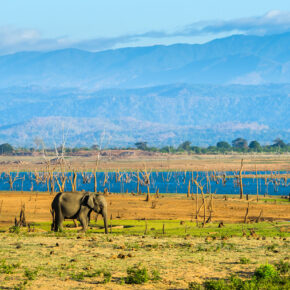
81,193,94,209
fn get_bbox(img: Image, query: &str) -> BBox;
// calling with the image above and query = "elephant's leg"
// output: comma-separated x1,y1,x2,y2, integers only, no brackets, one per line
55,213,64,232
88,209,93,226
79,214,88,232
73,219,78,227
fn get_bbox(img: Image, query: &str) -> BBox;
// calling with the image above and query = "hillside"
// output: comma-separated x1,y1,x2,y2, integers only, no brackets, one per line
0,84,289,147
0,32,290,88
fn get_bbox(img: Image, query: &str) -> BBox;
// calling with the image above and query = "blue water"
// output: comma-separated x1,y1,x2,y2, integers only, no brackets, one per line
0,171,288,196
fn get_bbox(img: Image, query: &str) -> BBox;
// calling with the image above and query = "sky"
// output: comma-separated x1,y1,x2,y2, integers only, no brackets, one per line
1,0,290,54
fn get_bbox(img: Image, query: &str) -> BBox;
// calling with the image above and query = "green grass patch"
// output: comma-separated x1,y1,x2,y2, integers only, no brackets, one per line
2,220,289,238
189,263,290,289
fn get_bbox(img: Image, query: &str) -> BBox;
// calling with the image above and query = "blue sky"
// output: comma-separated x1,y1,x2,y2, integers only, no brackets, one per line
1,0,290,54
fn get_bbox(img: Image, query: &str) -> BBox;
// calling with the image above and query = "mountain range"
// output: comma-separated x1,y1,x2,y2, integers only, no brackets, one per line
0,32,289,147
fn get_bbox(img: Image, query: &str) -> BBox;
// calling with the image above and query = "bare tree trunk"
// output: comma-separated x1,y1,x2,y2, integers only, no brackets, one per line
244,202,249,223
239,159,244,199
187,180,190,198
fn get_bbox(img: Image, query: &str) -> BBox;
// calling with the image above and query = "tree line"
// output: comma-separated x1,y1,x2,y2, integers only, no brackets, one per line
134,137,290,153
0,137,289,155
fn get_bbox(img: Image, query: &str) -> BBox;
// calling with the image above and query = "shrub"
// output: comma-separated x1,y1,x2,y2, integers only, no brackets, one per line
189,264,289,290
70,272,85,281
239,257,251,264
24,268,38,280
253,264,278,281
275,260,290,274
9,225,20,234
102,271,112,284
125,266,150,284
0,259,20,274
125,265,161,284
151,269,161,281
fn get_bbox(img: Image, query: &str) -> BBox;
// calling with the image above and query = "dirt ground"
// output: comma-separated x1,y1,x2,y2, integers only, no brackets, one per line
0,231,289,289
0,192,289,227
0,152,290,172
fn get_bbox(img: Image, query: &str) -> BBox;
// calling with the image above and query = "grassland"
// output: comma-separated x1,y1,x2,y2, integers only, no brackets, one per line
0,152,290,172
0,220,289,289
0,192,289,289
0,153,289,288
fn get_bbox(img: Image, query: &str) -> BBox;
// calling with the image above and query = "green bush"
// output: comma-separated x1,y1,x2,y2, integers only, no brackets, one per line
253,264,278,281
275,260,290,274
125,266,150,284
125,265,161,284
70,272,85,281
239,257,251,264
102,271,112,284
24,268,38,280
188,264,290,290
0,259,20,274
9,225,20,234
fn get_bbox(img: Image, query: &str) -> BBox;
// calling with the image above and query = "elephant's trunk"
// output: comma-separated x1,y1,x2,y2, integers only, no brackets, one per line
102,208,108,234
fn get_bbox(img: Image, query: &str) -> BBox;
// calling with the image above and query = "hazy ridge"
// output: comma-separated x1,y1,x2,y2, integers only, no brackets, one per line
0,32,289,147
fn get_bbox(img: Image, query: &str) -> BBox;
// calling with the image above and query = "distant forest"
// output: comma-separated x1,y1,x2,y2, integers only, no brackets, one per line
0,137,289,155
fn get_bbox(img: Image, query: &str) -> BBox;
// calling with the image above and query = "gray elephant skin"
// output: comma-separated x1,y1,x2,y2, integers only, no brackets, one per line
51,191,108,233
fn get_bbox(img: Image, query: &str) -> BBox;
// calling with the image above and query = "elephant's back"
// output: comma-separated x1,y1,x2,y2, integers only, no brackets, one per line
59,192,84,218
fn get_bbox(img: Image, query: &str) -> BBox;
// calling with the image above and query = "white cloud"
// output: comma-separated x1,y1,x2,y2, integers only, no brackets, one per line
0,10,289,54
230,72,264,85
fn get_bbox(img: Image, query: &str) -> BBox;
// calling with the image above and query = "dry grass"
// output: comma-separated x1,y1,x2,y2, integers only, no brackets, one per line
0,232,289,289
0,152,290,172
0,193,289,227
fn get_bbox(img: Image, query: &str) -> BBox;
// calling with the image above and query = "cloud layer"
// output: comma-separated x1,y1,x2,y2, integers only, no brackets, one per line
1,10,290,54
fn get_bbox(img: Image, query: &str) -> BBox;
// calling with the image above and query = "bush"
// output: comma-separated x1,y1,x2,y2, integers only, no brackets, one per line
275,260,290,274
0,259,20,274
239,257,251,264
70,272,85,281
188,264,290,290
102,271,112,284
253,264,278,281
9,225,20,234
24,268,38,280
125,266,150,284
125,265,161,284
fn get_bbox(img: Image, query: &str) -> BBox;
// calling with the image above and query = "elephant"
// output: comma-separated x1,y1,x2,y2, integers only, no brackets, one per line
51,191,108,233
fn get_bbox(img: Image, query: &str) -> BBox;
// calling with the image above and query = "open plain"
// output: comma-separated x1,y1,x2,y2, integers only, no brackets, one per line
0,153,289,289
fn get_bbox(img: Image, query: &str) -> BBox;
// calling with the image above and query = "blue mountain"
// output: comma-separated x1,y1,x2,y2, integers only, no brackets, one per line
0,32,289,146
0,32,290,88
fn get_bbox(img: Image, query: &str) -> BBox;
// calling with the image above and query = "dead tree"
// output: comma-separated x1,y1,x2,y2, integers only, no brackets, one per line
244,202,250,224
256,165,259,202
193,179,206,227
15,203,26,227
239,159,244,199
6,171,22,190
